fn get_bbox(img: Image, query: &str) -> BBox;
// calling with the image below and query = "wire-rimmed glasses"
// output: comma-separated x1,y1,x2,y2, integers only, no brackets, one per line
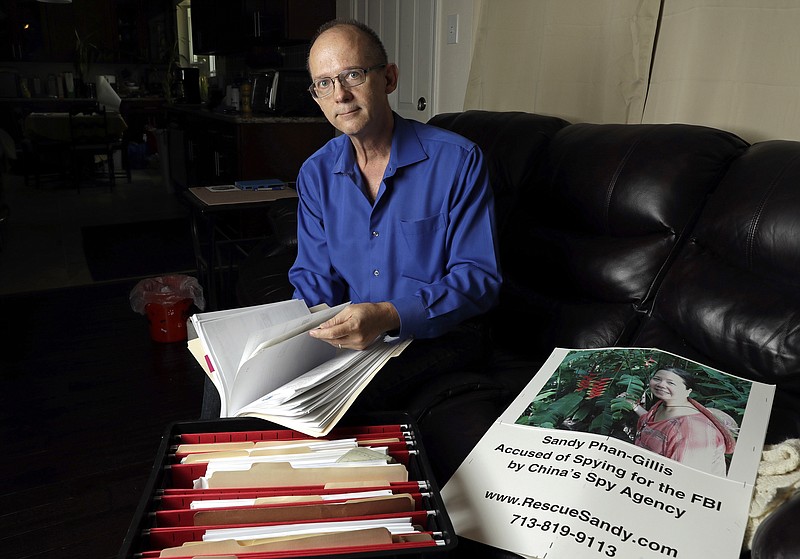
308,64,387,99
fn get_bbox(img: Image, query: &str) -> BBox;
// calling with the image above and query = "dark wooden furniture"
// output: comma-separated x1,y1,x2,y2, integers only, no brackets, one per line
22,107,129,189
4,98,133,186
167,107,334,190
190,0,336,55
68,106,129,190
165,108,331,309
183,186,299,310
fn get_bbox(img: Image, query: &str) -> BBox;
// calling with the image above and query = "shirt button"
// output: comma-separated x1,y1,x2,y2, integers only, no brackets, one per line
373,269,380,277
372,231,379,237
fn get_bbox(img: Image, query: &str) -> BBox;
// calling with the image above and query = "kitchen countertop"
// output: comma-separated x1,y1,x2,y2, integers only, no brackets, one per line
3,99,328,125
1,96,166,104
168,104,328,125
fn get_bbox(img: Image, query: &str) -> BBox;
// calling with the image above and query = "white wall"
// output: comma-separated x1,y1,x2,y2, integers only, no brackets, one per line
433,0,475,114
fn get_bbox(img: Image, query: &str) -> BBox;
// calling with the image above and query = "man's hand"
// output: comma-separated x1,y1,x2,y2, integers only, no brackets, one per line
309,302,400,350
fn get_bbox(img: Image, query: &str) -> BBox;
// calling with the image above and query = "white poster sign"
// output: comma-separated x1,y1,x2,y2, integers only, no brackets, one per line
442,347,774,559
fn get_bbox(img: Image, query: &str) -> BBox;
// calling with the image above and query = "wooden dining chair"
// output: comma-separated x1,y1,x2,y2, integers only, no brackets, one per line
68,105,128,192
20,108,72,189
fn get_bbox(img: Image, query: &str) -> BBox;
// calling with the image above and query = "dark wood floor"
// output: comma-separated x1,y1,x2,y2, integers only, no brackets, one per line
0,281,206,559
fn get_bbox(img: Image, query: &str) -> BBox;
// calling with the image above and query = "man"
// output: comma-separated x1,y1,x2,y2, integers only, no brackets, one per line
289,19,502,413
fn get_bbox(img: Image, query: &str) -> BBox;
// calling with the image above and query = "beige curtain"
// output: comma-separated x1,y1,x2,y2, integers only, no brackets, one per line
464,0,660,124
466,0,800,142
642,0,800,142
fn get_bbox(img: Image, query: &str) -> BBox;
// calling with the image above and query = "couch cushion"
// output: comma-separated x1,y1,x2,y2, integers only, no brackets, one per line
631,140,800,442
498,122,748,359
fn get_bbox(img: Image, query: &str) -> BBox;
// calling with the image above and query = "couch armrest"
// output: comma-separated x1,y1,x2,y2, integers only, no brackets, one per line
751,492,800,558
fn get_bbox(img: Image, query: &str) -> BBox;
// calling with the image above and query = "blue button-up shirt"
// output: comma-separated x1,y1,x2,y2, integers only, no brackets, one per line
289,114,501,340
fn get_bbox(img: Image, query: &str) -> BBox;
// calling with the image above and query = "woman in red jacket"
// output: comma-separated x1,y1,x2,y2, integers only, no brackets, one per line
621,366,737,476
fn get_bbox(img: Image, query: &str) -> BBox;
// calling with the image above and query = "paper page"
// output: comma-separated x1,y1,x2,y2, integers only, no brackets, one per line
197,460,410,489
253,348,370,405
275,356,382,415
292,341,409,416
202,449,374,476
193,300,300,322
303,364,383,423
251,339,410,411
236,306,334,371
159,527,395,558
237,340,410,437
202,517,417,541
192,494,416,527
190,490,394,510
244,302,349,360
191,300,304,343
97,75,121,111
228,330,338,415
181,439,361,464
195,299,308,386
236,302,332,367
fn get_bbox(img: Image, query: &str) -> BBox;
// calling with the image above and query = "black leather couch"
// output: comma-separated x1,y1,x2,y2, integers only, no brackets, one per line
236,110,800,558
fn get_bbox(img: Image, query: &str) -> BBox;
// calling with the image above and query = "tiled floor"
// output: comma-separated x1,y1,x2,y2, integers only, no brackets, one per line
0,163,189,296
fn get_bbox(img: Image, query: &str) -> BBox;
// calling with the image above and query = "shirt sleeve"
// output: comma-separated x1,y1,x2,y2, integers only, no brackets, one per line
289,164,349,308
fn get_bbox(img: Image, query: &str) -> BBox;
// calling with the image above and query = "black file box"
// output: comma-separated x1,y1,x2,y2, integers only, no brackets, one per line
118,413,457,559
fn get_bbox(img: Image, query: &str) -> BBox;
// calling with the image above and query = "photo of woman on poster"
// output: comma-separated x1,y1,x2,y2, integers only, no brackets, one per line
514,348,748,477
619,366,738,476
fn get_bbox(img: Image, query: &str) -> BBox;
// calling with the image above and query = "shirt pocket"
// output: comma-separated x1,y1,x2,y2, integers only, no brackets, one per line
399,213,447,283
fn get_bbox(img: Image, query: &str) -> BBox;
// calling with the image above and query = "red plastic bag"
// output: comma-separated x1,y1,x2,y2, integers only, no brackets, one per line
129,275,205,343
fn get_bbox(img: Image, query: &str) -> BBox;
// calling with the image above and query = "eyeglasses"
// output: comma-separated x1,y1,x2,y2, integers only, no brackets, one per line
308,64,387,99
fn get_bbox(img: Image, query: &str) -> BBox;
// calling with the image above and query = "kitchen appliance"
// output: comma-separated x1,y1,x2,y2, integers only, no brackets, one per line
250,69,318,116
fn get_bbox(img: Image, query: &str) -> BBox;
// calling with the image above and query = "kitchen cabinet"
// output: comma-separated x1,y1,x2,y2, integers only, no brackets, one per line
283,0,335,41
116,0,147,61
0,0,55,61
242,0,285,44
43,2,78,62
0,0,112,62
191,0,335,55
106,0,174,64
167,107,334,191
188,0,243,56
181,120,238,186
115,0,173,64
209,125,238,184
0,0,171,63
77,0,117,59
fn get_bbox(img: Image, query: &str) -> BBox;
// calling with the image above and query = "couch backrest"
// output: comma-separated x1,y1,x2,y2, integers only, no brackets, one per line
630,140,800,440
495,121,748,358
427,110,570,240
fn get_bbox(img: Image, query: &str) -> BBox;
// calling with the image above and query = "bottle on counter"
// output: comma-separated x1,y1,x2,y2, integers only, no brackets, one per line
226,84,240,111
47,74,57,97
240,80,252,115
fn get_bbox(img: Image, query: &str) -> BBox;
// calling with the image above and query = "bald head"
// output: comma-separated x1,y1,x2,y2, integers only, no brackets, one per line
307,19,388,72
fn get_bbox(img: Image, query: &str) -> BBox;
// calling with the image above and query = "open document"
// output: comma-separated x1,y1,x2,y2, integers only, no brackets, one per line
187,300,411,437
441,347,775,559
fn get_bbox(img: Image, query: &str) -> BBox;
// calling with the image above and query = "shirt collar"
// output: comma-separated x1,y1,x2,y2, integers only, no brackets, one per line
333,113,428,178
